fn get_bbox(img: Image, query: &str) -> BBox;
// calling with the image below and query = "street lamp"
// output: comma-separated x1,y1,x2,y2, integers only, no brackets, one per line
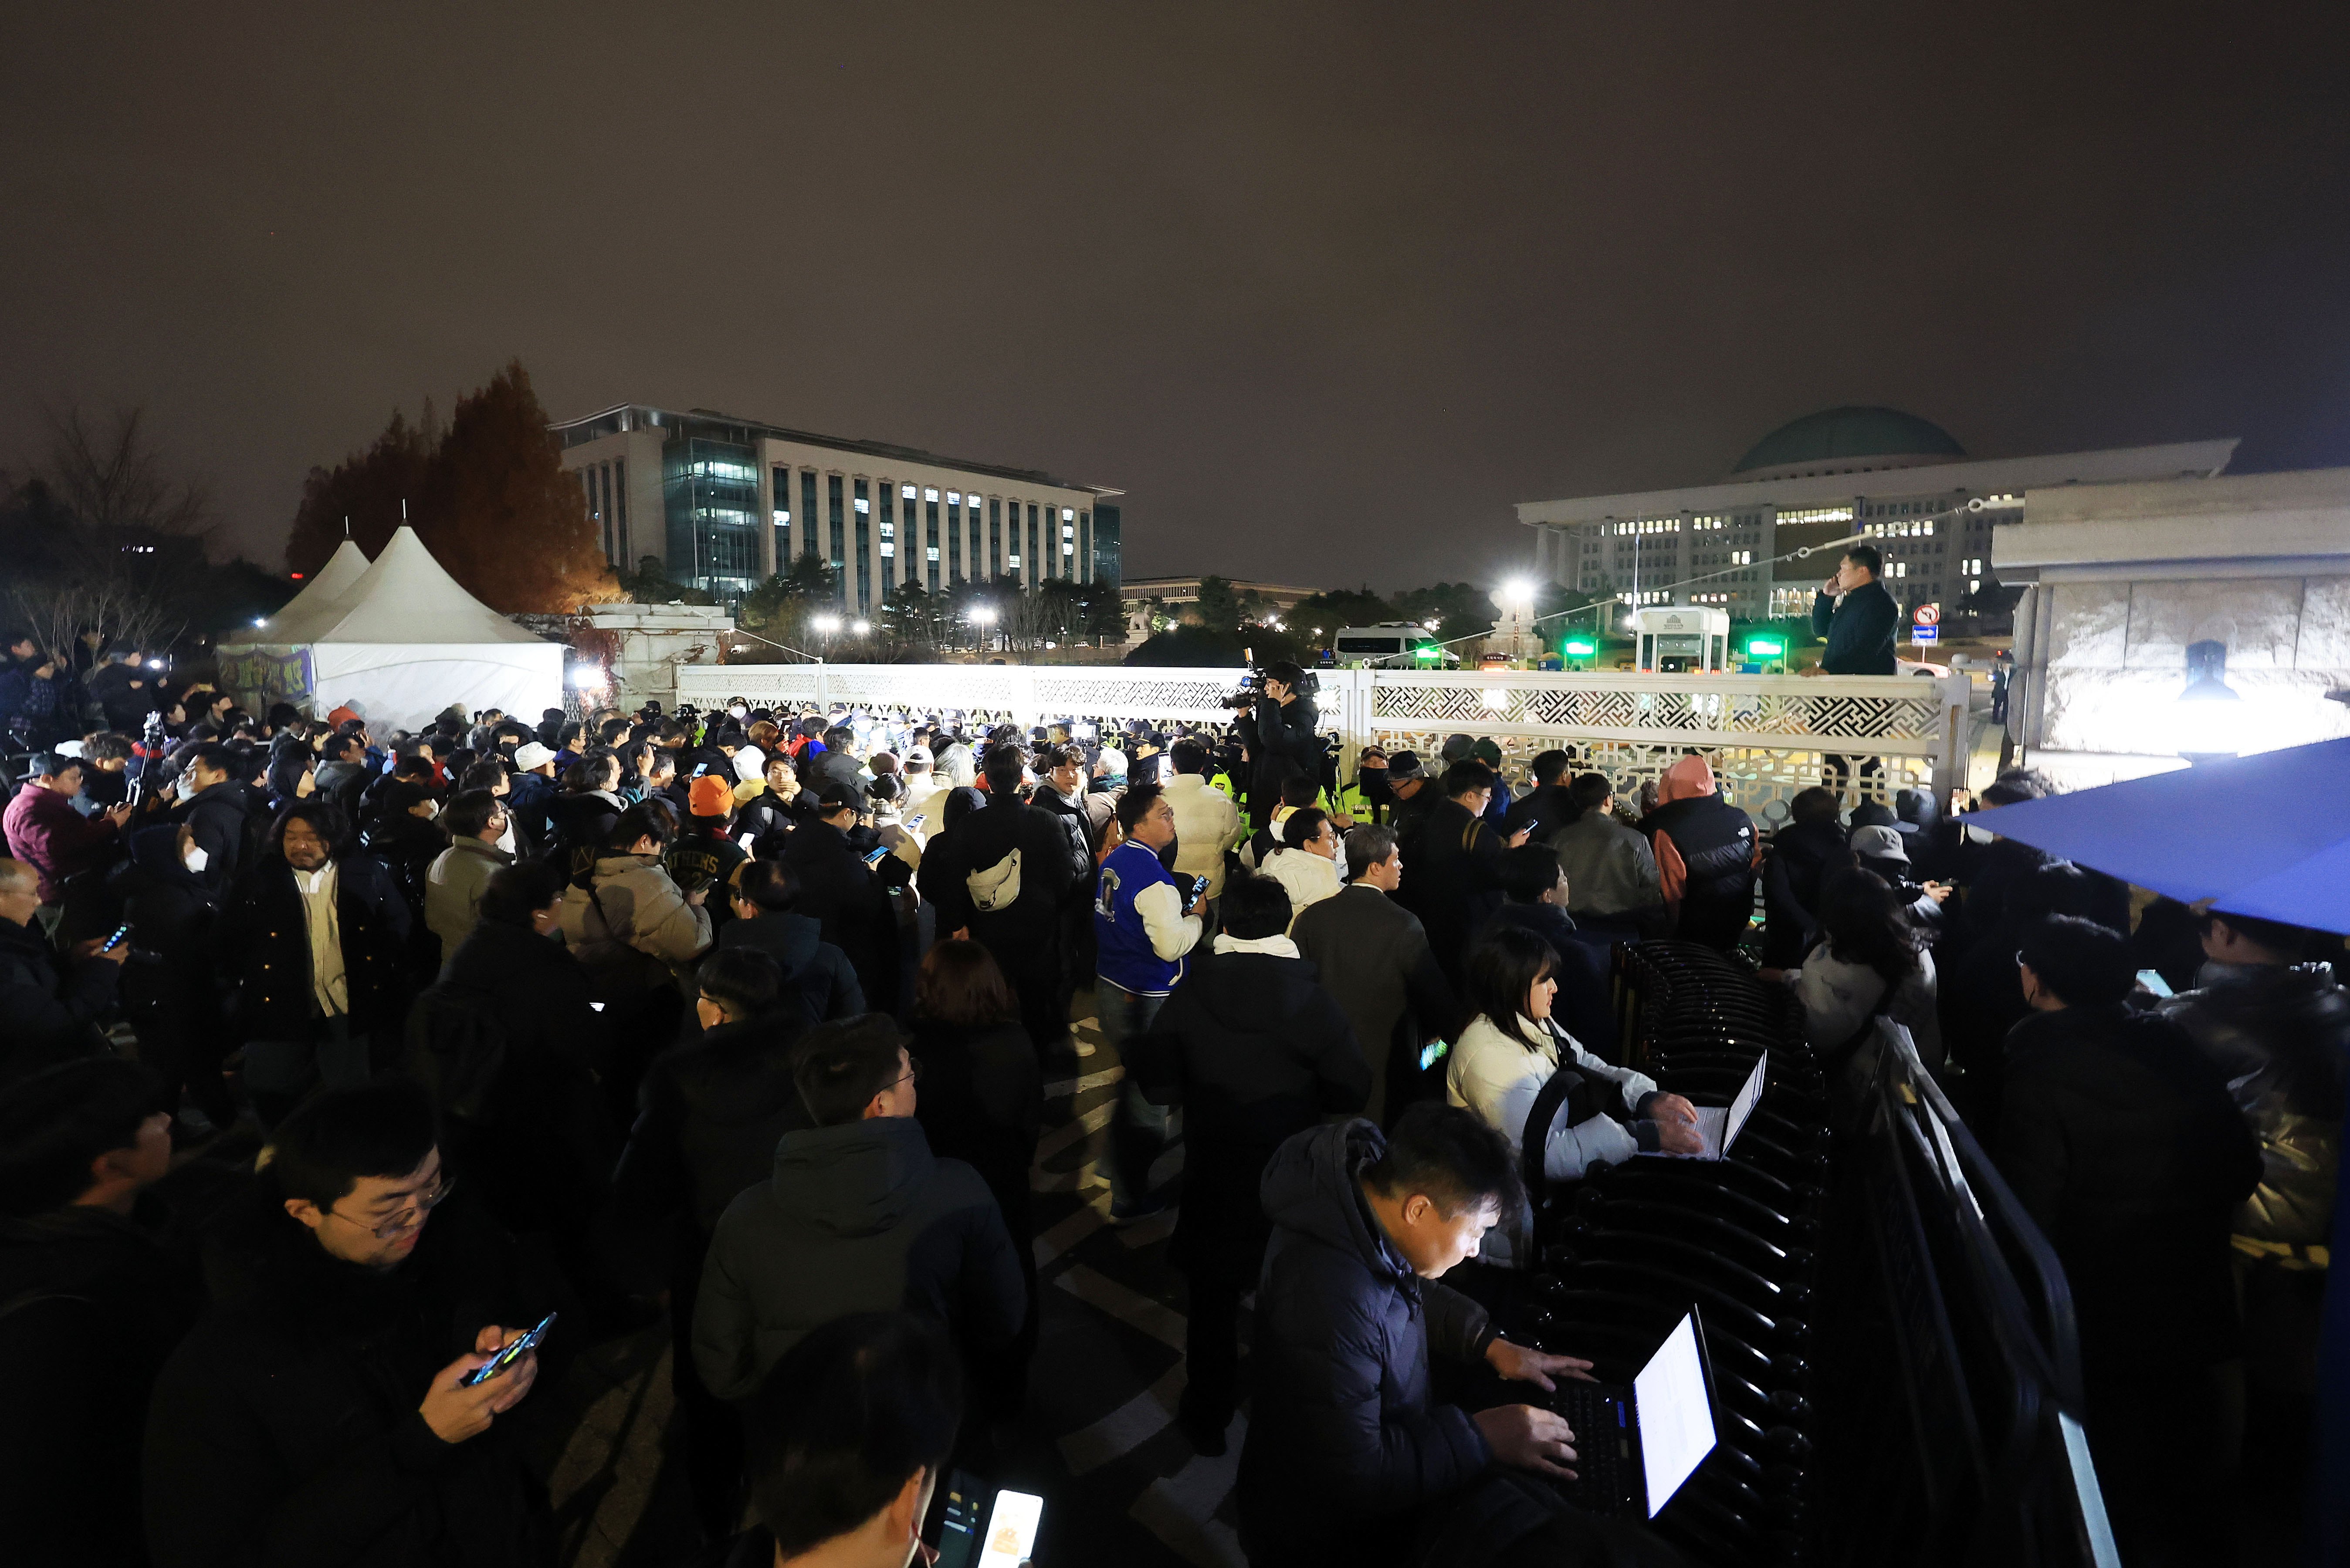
2177,637,2246,765
850,619,870,636
812,614,843,635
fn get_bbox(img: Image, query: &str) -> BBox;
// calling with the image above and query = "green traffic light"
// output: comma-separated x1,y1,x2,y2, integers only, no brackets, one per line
1747,637,1785,656
1561,638,1596,657
1413,644,1441,661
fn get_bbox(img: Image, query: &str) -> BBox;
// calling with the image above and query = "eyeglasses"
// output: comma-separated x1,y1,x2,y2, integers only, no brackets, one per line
329,1173,457,1239
893,1058,924,1090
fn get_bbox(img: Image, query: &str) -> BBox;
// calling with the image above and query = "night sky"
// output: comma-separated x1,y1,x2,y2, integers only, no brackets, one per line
6,2,2346,589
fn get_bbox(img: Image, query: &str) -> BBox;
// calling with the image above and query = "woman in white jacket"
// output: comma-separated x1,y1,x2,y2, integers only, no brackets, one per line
1776,866,1941,1084
1447,924,1701,1267
1257,807,1343,931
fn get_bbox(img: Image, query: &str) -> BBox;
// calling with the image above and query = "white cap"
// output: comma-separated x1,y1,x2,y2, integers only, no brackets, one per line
513,741,556,771
733,746,767,783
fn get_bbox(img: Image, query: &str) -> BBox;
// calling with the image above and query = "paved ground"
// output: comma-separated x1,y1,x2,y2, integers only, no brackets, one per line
524,991,1235,1568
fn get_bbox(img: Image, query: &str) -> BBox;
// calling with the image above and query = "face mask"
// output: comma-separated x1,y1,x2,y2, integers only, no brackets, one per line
1964,823,1994,845
182,845,209,873
173,774,195,802
728,705,747,720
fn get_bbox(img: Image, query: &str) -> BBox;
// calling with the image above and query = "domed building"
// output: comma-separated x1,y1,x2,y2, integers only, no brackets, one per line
1519,408,2236,628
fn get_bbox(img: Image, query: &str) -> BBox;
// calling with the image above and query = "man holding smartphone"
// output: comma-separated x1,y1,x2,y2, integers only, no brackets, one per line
1093,784,1205,1223
144,1081,554,1567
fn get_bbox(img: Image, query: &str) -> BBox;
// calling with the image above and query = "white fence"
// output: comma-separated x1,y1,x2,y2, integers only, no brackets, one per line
676,662,1970,824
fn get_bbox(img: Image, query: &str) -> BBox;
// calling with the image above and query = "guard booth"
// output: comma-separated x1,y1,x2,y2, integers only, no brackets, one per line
1632,606,1730,673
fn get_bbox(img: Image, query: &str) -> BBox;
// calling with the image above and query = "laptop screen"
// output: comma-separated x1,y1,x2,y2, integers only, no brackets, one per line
1632,1312,1717,1516
1720,1051,1767,1156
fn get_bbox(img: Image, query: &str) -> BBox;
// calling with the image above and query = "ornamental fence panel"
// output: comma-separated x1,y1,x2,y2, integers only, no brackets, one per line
674,663,1968,825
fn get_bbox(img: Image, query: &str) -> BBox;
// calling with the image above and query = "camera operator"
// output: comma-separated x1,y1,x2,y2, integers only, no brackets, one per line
1233,659,1319,831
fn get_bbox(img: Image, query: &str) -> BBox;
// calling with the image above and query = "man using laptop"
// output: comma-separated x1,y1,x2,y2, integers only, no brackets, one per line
1240,1103,1686,1565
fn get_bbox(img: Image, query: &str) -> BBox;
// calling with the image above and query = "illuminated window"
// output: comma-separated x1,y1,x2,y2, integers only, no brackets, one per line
1061,507,1075,521
947,490,962,504
854,494,870,514
902,484,918,499
924,487,940,502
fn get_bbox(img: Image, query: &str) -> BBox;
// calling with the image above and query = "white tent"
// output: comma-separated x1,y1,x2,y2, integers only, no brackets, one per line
219,527,564,731
255,538,372,643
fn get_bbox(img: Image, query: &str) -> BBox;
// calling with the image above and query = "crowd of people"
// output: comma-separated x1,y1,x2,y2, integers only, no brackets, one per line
0,619,2337,1568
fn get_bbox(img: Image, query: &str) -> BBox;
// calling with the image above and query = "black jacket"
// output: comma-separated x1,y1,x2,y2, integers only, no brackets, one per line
691,1116,1025,1402
1236,1119,1498,1566
0,912,119,1083
1131,949,1369,1153
1499,782,1575,843
615,1012,811,1237
1236,694,1321,824
780,820,901,1013
143,1186,553,1568
427,919,613,1228
1397,798,1508,982
916,795,1075,963
1995,1004,2261,1370
544,790,623,881
2160,960,2349,1246
1643,793,1758,950
716,912,865,1028
732,787,811,858
1761,818,1852,969
908,1016,1043,1236
1291,885,1461,1125
222,854,414,1043
1812,579,1898,675
174,779,251,896
0,1204,202,1567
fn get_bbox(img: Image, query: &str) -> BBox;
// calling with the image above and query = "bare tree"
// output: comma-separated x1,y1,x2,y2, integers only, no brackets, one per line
39,404,214,542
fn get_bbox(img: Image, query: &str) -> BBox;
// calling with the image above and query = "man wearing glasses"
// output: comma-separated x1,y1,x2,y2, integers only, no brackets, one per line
144,1080,556,1566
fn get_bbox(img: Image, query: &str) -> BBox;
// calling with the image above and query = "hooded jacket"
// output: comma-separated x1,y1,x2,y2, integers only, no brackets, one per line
1642,757,1757,949
3,781,120,902
424,835,511,966
716,911,866,1027
1236,1119,1499,1566
143,1185,551,1568
691,1115,1024,1402
2160,960,2349,1245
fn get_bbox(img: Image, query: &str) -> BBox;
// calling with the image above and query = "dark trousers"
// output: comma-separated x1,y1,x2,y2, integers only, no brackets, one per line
1175,1143,1276,1429
668,1226,744,1543
2084,1347,2232,1568
1099,981,1171,1207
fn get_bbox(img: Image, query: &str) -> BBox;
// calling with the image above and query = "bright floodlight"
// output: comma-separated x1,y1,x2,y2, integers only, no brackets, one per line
813,614,843,634
1480,687,1510,710
1503,580,1536,608
970,606,999,625
566,666,604,689
851,619,870,635
252,617,267,627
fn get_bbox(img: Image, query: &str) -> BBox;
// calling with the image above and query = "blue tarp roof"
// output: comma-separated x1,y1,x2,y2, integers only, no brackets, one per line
1974,737,2350,934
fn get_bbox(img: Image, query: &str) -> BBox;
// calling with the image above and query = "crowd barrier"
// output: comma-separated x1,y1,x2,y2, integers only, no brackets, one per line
674,663,1971,821
1816,1021,2117,1568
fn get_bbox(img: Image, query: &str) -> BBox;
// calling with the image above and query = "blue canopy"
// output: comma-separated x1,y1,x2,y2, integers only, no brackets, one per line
1975,737,2350,935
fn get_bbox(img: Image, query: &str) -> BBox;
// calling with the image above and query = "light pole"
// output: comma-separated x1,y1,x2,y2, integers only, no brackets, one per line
969,604,999,654
812,612,842,661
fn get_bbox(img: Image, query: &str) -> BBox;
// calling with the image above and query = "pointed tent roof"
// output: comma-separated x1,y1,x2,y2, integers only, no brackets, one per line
310,527,547,645
254,539,372,643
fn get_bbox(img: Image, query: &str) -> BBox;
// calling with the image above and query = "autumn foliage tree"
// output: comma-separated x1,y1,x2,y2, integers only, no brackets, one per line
288,362,619,614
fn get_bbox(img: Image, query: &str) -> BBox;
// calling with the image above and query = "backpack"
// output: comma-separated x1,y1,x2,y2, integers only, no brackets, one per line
407,984,510,1124
966,847,1023,913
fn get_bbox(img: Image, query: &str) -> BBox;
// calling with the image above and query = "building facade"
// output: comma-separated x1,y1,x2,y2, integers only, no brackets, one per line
1517,407,2238,627
1118,575,1324,645
552,404,1122,608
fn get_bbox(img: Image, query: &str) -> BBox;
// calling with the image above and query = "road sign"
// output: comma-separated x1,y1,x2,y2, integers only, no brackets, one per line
1912,625,1939,645
1913,602,1941,626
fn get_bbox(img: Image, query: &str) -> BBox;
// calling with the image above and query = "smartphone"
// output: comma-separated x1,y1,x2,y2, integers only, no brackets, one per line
907,814,927,829
460,1311,557,1387
2135,968,2175,998
1419,1039,1451,1071
1189,873,1209,902
589,1001,606,1012
102,923,132,952
977,1489,1043,1566
863,845,893,867
692,762,709,778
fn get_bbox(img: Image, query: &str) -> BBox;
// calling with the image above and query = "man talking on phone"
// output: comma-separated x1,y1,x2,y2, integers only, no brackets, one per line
144,1080,555,1568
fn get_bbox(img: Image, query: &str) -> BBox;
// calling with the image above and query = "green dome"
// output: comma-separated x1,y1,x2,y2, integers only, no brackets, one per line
1733,407,1966,474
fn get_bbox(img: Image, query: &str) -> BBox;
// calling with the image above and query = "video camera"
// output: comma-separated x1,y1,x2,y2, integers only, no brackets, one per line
1222,660,1319,710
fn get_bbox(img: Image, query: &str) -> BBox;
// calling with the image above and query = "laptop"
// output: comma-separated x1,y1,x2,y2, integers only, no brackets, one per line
1549,1310,1720,1519
1640,1051,1765,1161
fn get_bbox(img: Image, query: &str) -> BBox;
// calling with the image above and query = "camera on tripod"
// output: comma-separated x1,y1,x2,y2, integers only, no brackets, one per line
1223,657,1317,710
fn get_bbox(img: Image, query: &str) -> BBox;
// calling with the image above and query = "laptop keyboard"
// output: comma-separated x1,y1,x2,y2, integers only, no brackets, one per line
1552,1383,1636,1512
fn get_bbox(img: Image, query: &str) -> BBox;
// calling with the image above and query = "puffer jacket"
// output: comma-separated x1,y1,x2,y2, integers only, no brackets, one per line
1161,773,1242,897
691,1116,1024,1402
557,852,710,996
1642,756,1757,950
1236,1119,1498,1567
614,1014,812,1236
2161,960,2350,1245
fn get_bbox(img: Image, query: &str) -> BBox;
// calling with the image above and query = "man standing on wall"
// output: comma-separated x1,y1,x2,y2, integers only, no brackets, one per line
1811,543,1900,795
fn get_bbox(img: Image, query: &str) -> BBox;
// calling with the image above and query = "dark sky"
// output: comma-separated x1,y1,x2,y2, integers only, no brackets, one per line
6,2,2347,591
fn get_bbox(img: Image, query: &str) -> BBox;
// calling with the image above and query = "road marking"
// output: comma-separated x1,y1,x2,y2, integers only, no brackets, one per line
1043,1065,1126,1099
1033,1198,1107,1267
1033,1097,1116,1162
1059,1362,1186,1475
1128,1413,1249,1568
1056,1262,1188,1352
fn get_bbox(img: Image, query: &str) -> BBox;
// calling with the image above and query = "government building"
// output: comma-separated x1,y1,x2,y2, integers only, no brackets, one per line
552,403,1123,609
1517,407,2238,625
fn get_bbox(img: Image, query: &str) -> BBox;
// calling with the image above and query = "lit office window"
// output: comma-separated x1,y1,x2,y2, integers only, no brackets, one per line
947,490,961,504
925,495,941,590
924,487,939,502
1061,507,1074,521
903,484,917,499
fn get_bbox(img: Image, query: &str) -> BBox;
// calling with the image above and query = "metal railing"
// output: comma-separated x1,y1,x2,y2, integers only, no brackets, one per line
674,663,1970,819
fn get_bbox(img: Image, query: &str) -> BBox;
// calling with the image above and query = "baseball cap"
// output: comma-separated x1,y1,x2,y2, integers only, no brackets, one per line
1850,824,1910,864
689,774,735,817
513,741,556,771
903,744,934,768
1385,750,1426,781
